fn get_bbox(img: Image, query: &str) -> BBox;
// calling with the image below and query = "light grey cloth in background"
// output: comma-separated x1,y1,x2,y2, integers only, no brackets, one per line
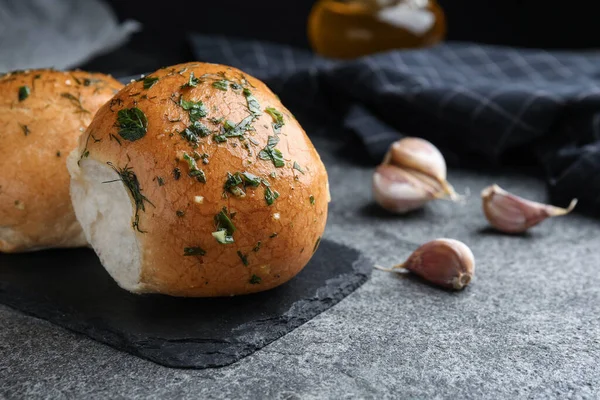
0,0,140,72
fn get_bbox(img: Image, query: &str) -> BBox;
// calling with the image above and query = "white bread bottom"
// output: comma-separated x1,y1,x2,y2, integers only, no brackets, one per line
67,150,142,293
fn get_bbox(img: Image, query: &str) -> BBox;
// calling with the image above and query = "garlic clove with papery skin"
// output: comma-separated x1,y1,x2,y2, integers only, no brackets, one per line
383,137,458,200
372,164,445,213
375,238,475,290
385,137,447,179
481,184,577,234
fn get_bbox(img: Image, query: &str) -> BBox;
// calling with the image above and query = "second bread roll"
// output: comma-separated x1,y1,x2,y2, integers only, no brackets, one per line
0,69,123,253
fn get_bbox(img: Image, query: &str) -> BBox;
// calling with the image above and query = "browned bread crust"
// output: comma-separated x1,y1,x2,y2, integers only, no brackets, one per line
68,62,329,297
0,69,123,252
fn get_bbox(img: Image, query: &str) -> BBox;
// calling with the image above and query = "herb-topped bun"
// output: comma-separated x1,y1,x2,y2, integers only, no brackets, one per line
67,62,330,297
0,69,123,253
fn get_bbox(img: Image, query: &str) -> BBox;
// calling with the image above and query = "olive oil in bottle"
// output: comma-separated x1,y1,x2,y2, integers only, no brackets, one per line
308,0,446,59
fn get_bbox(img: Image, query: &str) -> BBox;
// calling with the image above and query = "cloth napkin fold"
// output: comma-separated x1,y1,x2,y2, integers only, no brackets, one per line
189,35,600,216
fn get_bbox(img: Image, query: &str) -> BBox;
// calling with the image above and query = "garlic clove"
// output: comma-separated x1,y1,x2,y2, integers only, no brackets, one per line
376,238,475,290
386,137,447,180
372,164,444,213
383,137,459,200
481,184,577,234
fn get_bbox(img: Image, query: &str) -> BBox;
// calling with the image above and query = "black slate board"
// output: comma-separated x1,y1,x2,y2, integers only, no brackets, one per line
0,239,370,369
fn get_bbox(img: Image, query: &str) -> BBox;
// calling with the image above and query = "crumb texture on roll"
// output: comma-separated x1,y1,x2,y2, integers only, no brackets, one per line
0,69,123,253
68,62,330,297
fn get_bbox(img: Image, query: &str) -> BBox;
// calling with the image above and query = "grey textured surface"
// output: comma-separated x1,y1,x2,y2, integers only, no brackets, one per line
1,137,599,399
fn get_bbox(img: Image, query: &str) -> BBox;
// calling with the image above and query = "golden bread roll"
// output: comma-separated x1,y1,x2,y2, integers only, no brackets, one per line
67,62,330,297
0,69,123,253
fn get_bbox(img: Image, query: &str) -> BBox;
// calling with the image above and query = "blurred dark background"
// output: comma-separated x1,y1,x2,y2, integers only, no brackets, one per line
83,0,600,77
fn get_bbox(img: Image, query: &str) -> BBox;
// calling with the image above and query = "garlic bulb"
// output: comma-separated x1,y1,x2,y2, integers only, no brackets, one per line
481,184,577,234
373,137,459,213
376,238,475,290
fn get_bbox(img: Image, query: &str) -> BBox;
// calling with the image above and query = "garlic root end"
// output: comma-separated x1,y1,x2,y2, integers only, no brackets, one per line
451,273,472,290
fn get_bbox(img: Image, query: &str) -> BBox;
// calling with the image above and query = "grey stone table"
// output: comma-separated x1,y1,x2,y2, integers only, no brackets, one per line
2,137,599,399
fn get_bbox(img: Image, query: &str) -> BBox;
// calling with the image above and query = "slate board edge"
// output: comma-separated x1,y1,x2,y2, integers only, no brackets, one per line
0,240,372,370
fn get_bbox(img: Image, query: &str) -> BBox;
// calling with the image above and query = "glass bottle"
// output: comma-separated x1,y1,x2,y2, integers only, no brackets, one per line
308,0,446,59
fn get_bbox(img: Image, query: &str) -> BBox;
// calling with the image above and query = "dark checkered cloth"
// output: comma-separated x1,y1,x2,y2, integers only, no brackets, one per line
189,35,600,216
